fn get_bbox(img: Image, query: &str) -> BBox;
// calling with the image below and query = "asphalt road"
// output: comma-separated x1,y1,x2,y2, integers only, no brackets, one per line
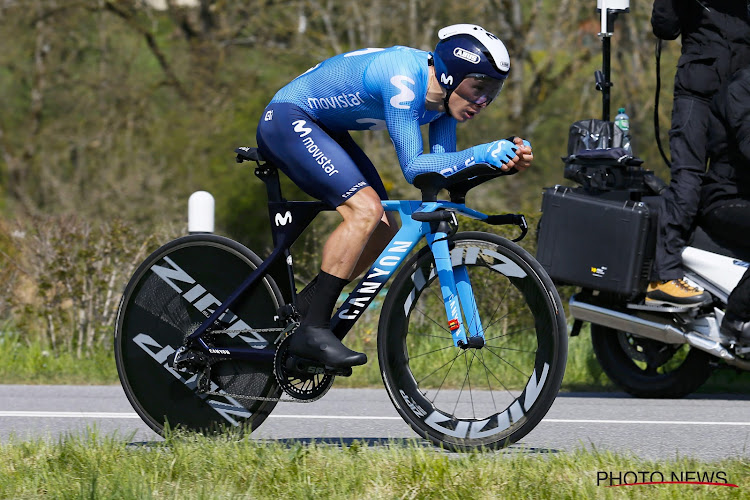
1,385,749,461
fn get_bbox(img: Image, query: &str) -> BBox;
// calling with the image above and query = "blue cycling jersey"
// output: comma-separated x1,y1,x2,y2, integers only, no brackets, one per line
267,46,482,184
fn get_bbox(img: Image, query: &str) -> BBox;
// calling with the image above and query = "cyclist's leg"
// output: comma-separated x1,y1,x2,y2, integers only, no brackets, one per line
333,130,399,280
322,187,385,274
349,211,399,279
257,104,377,367
295,140,397,311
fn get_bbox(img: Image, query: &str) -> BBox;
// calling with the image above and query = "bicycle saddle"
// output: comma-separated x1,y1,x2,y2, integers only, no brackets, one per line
235,146,265,163
413,162,511,203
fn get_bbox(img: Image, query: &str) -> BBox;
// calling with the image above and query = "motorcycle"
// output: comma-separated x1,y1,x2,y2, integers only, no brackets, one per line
535,149,750,398
533,0,749,398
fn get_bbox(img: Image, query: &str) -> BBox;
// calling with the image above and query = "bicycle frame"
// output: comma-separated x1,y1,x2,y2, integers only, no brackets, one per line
183,165,515,364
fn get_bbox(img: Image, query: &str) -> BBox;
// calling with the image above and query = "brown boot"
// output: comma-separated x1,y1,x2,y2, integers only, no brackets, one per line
645,279,710,307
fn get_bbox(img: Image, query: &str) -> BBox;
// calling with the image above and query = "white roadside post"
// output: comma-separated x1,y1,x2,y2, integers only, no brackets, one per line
188,191,215,234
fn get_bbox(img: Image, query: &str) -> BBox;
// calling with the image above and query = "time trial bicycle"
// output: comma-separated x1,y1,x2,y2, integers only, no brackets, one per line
114,145,567,451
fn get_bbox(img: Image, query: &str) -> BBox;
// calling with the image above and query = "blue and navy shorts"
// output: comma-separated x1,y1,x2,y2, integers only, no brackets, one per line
256,103,388,208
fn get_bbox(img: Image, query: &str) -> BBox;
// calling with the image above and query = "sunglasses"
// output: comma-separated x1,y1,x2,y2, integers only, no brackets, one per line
453,73,504,106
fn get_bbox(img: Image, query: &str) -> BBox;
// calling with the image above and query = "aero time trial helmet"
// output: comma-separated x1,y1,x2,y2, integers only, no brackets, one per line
432,24,510,105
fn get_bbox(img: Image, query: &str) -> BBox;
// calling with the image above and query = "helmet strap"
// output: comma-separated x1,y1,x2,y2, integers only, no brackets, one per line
425,63,447,112
443,90,455,118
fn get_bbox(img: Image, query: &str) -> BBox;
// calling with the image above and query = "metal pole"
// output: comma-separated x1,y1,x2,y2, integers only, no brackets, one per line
602,27,611,121
598,0,614,122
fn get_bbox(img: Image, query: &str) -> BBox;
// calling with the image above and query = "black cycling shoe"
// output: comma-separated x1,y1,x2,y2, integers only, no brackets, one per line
720,312,750,345
288,325,367,368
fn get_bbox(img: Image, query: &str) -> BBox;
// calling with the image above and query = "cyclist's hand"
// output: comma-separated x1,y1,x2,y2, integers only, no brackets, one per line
511,137,533,173
472,139,519,172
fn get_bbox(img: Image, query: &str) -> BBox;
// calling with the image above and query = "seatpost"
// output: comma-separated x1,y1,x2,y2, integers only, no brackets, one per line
255,164,283,203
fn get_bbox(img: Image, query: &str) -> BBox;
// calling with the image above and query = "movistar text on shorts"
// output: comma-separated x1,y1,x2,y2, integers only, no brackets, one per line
301,137,339,177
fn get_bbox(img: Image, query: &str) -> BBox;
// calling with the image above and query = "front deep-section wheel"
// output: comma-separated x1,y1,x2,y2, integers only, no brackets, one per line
378,232,567,451
115,234,284,436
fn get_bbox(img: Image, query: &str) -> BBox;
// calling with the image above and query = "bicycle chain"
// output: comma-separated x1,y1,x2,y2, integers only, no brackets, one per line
203,390,319,404
199,324,326,403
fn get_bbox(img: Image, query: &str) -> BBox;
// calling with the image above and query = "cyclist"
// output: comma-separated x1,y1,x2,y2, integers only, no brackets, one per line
256,24,533,369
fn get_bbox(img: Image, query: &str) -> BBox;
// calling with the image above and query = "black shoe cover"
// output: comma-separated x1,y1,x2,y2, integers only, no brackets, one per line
289,325,367,368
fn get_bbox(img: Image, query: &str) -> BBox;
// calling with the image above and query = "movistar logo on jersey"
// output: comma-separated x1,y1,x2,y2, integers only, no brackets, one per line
292,119,312,137
453,47,480,64
307,92,363,111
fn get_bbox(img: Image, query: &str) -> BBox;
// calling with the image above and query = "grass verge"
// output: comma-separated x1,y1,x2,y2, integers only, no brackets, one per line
0,334,116,385
0,430,748,499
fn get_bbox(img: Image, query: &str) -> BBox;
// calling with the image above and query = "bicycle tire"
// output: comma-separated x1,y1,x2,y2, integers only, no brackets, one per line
115,234,284,436
378,232,567,451
591,324,713,398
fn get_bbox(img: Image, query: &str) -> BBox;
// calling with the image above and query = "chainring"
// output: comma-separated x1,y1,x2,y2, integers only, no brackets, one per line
273,334,335,402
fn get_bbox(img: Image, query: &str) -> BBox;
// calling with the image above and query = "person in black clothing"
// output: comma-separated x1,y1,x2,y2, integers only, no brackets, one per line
699,67,750,343
647,0,750,307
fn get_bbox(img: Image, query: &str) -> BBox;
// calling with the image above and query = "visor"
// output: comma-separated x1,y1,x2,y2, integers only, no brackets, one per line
453,73,504,106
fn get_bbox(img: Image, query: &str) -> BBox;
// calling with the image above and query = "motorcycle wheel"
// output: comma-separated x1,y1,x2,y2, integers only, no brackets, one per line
591,324,714,398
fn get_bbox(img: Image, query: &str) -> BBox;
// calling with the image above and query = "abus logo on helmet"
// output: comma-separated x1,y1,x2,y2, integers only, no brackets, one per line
453,47,480,64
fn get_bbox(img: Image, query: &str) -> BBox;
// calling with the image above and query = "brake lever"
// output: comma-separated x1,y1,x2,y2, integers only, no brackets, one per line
513,214,528,242
485,213,528,242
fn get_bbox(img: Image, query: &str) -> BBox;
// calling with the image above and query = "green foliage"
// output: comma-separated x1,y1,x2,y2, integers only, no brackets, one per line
0,215,179,358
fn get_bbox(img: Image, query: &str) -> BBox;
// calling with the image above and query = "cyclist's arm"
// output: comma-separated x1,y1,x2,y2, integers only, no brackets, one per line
367,54,519,183
428,113,457,154
385,112,472,183
388,114,522,183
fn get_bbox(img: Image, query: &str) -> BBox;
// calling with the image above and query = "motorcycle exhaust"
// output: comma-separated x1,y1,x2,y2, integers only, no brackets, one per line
569,295,687,344
569,295,750,370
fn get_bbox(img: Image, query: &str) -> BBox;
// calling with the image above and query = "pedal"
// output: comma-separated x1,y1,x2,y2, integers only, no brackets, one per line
285,355,353,377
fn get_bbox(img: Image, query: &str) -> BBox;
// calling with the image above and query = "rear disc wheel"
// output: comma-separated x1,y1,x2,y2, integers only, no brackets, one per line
115,234,284,435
